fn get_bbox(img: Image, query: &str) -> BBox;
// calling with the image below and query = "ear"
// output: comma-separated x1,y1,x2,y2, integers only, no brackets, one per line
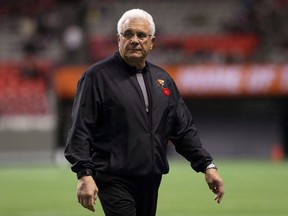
117,34,121,43
150,36,155,49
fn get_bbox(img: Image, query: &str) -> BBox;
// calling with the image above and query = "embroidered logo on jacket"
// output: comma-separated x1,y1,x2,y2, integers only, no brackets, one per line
156,79,170,96
156,79,165,87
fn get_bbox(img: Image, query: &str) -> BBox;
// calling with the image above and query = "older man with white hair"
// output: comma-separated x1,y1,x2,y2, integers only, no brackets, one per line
65,8,224,216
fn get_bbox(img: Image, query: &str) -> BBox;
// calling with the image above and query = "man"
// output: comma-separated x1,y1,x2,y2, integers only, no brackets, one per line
65,8,224,216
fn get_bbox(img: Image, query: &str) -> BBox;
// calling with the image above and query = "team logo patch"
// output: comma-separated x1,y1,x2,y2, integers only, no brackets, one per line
156,79,170,96
156,79,165,87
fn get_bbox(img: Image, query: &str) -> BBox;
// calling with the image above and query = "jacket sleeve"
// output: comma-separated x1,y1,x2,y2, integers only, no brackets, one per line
64,72,99,174
169,82,213,173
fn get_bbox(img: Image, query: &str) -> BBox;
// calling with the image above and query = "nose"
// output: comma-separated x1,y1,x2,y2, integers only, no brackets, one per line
130,34,139,43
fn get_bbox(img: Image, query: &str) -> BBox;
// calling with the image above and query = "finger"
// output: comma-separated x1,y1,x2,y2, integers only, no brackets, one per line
209,184,218,194
207,182,214,191
88,204,95,212
78,196,84,206
212,188,218,194
93,195,97,205
78,195,90,210
214,192,224,204
77,192,85,205
214,195,222,204
86,203,95,212
81,197,88,209
81,195,96,212
213,180,224,192
92,190,97,204
87,196,96,212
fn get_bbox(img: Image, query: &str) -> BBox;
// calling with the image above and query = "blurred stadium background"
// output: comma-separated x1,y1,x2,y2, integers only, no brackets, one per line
0,0,288,215
1,0,287,163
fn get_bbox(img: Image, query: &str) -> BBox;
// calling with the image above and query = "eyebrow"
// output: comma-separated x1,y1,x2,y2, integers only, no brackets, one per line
124,29,146,33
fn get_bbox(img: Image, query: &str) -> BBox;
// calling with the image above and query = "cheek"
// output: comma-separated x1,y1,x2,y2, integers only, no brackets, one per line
143,42,152,52
119,41,129,51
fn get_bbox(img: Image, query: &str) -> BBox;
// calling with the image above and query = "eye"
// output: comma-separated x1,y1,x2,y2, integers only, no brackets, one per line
124,32,133,38
137,32,147,39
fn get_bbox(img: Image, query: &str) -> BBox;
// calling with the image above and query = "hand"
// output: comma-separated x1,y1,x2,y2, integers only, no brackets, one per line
205,169,224,204
77,176,98,212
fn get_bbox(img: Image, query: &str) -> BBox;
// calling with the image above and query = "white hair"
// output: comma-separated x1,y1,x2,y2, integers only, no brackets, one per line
117,9,156,36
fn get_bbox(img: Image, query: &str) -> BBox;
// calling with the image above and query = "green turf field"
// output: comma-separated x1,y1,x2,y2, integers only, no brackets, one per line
0,159,287,216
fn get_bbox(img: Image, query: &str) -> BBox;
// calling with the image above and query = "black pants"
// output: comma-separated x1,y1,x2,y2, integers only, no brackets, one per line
94,171,162,216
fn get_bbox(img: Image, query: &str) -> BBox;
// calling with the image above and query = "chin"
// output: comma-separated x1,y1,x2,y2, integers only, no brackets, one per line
126,53,143,59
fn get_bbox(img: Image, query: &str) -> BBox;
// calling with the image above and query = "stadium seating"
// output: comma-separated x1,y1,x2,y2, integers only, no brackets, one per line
0,61,50,115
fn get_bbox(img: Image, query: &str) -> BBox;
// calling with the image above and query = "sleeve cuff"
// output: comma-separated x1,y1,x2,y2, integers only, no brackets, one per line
77,169,93,179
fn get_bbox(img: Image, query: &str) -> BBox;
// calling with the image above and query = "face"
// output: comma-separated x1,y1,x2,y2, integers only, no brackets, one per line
118,18,155,69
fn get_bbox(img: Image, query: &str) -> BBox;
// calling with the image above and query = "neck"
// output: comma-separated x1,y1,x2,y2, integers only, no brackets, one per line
125,59,145,70
119,52,145,69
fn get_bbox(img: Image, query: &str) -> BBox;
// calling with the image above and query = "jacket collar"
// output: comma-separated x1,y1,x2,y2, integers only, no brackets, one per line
113,51,148,74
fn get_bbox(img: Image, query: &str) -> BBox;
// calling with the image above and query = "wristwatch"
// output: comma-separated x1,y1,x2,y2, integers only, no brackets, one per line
77,169,92,179
206,163,217,171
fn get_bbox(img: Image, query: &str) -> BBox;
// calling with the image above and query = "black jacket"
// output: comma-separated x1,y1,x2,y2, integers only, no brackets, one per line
64,52,213,176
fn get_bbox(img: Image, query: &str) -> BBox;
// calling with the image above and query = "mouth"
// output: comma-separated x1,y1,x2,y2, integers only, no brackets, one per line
129,48,142,52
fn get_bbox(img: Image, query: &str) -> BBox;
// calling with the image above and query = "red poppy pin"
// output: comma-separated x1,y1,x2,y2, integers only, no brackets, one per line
162,87,170,96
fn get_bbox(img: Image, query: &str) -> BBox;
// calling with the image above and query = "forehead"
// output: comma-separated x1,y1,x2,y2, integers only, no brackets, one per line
122,18,150,32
